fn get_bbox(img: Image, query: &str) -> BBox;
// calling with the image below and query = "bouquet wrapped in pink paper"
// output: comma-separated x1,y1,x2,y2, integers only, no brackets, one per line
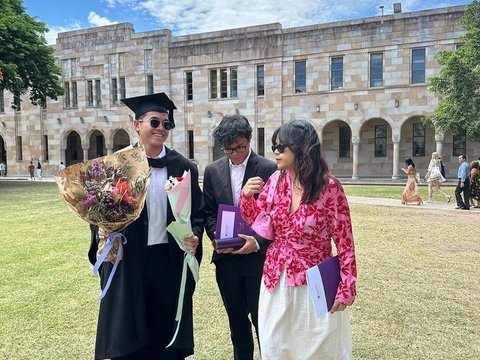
55,146,151,298
164,169,199,346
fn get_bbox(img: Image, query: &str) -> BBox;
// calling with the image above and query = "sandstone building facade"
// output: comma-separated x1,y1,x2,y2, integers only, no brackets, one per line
0,5,478,179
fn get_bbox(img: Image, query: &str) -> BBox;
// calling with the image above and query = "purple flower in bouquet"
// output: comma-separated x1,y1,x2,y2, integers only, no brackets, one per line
83,194,96,207
91,159,105,178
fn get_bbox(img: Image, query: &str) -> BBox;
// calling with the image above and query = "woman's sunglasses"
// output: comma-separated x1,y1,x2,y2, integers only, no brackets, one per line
138,117,175,130
271,143,290,153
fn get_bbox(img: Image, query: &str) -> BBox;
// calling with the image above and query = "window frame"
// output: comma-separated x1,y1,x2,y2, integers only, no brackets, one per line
209,67,238,99
294,60,306,93
257,65,265,96
411,48,426,84
64,81,71,108
111,77,118,105
185,71,193,101
72,81,78,108
119,77,126,100
412,123,426,157
230,68,238,98
95,79,101,107
86,80,94,107
331,57,344,90
369,52,383,88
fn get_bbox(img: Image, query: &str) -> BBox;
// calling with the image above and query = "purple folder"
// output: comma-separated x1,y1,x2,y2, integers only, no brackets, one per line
306,255,341,315
214,204,256,250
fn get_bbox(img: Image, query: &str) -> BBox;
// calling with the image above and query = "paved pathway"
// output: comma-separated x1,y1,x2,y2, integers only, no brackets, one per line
346,196,477,212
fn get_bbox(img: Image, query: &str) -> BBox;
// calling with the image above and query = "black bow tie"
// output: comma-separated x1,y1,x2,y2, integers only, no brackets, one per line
148,157,168,168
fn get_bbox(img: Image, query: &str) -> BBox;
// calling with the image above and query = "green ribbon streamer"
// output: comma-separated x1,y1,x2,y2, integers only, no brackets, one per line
165,221,199,348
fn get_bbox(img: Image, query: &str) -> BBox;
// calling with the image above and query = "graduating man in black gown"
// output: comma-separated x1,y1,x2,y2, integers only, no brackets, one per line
203,115,276,359
89,93,204,360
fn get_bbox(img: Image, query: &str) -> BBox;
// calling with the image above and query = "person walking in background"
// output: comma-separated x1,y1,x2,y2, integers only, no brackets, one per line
240,120,357,359
58,161,66,172
424,152,450,203
469,160,480,208
438,155,446,178
203,114,276,360
455,154,470,210
36,161,42,180
28,161,35,180
401,157,423,205
0,161,6,176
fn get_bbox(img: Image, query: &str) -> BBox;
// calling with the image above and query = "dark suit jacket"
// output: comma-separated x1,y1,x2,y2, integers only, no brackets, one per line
203,151,277,263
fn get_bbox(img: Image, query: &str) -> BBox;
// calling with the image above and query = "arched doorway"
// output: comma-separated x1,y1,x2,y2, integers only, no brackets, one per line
321,120,352,176
88,130,106,159
359,118,392,177
65,131,83,166
112,129,131,153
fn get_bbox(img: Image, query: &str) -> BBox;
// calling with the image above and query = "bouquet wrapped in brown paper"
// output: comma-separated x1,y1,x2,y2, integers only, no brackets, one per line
55,146,151,263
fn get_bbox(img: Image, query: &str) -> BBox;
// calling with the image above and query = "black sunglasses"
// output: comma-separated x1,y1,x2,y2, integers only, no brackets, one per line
271,143,290,153
139,117,175,130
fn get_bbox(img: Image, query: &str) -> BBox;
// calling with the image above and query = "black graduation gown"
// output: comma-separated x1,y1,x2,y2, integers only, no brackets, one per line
88,148,204,359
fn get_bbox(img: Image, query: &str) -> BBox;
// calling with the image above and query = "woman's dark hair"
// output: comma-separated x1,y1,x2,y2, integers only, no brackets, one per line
272,119,330,204
213,114,252,146
405,157,415,167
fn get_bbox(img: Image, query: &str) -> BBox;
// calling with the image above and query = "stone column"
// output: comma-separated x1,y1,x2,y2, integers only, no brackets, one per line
392,132,401,180
351,135,360,180
83,147,89,161
435,131,444,156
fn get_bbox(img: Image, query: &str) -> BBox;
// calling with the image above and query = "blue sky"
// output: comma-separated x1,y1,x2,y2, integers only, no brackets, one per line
23,0,472,44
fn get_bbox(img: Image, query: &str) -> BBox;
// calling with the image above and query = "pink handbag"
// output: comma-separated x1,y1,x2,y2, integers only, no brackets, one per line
251,171,280,240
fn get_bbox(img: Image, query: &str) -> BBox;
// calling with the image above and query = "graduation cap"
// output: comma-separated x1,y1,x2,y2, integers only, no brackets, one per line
121,92,177,127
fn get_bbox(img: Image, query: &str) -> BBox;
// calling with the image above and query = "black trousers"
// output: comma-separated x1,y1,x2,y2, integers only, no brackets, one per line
113,244,184,360
215,254,264,360
455,177,470,208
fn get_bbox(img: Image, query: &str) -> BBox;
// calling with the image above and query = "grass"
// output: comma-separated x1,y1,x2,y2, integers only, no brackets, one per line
0,181,478,359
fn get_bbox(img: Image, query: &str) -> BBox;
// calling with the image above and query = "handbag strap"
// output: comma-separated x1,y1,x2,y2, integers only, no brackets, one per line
265,171,281,211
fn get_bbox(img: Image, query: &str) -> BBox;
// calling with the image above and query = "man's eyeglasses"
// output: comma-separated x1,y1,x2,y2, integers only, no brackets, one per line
221,144,248,155
138,117,175,130
271,143,290,153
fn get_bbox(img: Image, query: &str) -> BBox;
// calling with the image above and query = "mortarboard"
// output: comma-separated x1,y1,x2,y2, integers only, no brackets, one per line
121,92,177,125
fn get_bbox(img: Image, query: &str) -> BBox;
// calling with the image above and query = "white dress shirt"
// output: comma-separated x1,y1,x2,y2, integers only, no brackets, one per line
229,150,251,206
146,147,168,246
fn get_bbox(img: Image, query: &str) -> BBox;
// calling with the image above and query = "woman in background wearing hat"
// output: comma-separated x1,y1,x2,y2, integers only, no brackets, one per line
89,93,204,360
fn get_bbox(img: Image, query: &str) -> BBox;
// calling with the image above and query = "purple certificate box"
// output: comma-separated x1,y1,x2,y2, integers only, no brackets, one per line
214,204,256,250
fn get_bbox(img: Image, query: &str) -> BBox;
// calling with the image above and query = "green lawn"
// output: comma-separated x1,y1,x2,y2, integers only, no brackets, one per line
0,181,478,359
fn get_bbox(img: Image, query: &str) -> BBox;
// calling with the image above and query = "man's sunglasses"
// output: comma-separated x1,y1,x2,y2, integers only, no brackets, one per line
271,143,290,153
138,117,175,130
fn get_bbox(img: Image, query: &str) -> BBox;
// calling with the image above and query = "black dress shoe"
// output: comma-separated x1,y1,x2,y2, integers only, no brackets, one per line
461,207,470,210
455,206,462,209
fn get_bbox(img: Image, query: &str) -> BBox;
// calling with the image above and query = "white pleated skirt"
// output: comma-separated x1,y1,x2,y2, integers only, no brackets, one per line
258,269,352,360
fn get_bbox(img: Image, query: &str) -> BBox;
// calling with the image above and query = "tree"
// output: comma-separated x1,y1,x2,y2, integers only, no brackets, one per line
0,0,63,109
427,1,480,140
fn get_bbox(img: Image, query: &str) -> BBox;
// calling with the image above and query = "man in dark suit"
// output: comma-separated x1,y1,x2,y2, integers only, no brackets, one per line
89,93,204,360
203,114,276,360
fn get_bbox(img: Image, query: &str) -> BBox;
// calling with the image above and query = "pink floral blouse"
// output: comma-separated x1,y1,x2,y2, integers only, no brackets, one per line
239,171,357,305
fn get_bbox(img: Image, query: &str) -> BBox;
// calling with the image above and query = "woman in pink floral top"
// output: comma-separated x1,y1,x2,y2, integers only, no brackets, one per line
240,120,357,359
